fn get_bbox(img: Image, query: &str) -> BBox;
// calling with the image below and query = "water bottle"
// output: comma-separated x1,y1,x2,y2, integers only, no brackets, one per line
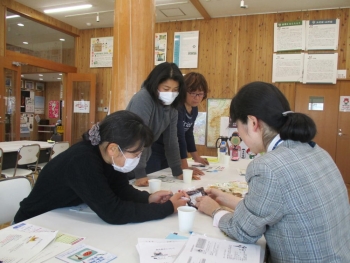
219,141,227,154
218,141,227,163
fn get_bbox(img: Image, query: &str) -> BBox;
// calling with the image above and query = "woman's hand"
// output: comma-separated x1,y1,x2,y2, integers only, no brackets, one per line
205,188,241,210
149,190,173,204
134,177,149,187
194,157,209,166
195,195,221,217
169,191,190,213
190,167,205,176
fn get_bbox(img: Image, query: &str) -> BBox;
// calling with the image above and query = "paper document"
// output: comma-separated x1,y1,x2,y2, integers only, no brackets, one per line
0,226,58,263
136,238,187,263
174,234,261,263
56,243,117,263
8,222,85,263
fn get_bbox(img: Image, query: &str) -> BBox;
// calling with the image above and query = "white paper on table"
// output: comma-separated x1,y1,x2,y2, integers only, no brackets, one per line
136,239,187,263
12,222,55,233
10,222,85,263
0,227,58,263
55,243,117,263
28,242,71,263
174,234,261,263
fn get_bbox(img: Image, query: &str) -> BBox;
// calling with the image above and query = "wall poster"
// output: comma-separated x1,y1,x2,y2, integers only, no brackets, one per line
206,99,231,148
173,31,199,68
90,37,113,68
155,33,167,65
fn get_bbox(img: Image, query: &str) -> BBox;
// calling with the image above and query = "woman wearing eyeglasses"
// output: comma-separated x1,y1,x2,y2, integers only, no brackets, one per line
14,110,188,225
146,72,209,177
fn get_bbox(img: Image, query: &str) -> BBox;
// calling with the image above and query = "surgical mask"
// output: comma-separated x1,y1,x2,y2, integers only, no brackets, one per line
112,146,141,173
158,91,179,105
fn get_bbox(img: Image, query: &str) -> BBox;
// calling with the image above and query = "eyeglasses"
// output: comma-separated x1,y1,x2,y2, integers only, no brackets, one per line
188,92,205,98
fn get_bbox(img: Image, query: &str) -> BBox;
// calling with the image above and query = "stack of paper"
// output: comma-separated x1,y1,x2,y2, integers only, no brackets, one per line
0,223,58,263
136,238,187,263
136,234,261,263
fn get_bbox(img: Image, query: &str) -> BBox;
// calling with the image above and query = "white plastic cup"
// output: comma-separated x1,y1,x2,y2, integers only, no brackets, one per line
177,206,196,233
148,179,161,193
182,169,193,184
220,152,226,164
224,155,230,166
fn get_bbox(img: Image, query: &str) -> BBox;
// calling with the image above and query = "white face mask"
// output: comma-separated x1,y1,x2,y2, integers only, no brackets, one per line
158,91,179,105
112,146,141,173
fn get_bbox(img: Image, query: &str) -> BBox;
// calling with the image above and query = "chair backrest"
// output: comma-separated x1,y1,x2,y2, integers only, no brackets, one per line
17,144,40,166
0,176,32,224
0,147,3,175
50,141,70,160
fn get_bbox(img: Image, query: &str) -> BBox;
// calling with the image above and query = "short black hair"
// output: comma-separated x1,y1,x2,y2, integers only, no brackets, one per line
230,81,316,142
184,72,209,100
82,110,153,152
143,62,186,108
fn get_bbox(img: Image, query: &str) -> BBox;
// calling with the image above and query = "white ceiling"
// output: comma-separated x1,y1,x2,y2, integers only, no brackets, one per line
12,0,350,30
8,0,350,81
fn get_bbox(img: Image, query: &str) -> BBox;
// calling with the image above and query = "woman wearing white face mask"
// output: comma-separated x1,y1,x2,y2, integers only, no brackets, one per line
14,110,188,224
126,62,188,187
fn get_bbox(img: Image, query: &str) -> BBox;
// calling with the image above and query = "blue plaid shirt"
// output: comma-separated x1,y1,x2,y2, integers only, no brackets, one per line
219,140,350,263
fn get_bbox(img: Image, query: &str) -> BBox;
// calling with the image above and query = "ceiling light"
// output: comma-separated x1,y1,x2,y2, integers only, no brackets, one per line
59,38,65,41
23,42,28,44
39,74,43,76
44,4,92,14
57,78,61,80
17,23,24,26
59,73,62,76
6,15,20,19
39,78,44,80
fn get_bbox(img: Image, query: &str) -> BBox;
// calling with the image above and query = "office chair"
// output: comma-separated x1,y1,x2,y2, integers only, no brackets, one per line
2,144,40,185
0,176,32,224
37,141,70,171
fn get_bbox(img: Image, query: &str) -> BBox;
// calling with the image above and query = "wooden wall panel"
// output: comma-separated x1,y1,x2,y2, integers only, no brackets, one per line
76,28,113,122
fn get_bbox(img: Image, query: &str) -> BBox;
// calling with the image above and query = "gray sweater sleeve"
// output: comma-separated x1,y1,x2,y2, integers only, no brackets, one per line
163,108,183,177
126,90,154,179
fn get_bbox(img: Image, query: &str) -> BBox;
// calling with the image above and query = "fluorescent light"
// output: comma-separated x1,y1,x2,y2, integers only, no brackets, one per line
17,23,24,26
23,42,28,44
59,73,63,76
6,15,20,19
44,4,92,14
59,38,65,41
39,78,44,80
39,74,43,76
57,78,61,80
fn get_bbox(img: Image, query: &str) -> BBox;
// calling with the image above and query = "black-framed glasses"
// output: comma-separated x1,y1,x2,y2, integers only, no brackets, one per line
188,92,205,98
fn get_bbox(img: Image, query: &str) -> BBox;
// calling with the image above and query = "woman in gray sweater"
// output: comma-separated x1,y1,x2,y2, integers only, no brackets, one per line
126,62,187,187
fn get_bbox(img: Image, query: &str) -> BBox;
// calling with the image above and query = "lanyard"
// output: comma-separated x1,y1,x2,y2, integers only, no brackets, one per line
272,139,283,150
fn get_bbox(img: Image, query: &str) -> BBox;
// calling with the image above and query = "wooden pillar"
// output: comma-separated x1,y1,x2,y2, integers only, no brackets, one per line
111,0,155,111
0,2,5,57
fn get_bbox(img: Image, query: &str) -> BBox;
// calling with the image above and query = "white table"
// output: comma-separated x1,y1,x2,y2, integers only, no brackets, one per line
0,140,54,153
12,158,266,262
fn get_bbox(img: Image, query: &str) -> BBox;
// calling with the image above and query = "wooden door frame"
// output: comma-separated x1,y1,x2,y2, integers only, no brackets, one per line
65,73,96,145
0,60,21,141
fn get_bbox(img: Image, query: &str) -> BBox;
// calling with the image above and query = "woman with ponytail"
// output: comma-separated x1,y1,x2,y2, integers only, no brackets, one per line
195,82,350,263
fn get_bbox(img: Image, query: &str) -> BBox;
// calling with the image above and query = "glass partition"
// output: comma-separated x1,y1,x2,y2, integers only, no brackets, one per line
6,10,75,66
